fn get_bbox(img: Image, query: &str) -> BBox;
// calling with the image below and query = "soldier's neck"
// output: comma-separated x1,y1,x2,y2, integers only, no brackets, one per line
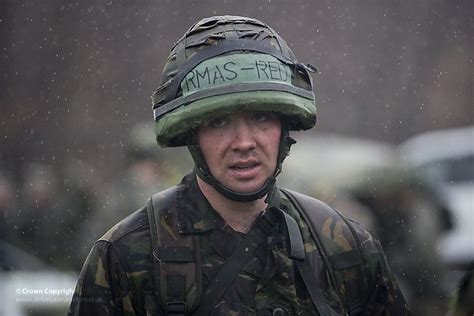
196,176,267,233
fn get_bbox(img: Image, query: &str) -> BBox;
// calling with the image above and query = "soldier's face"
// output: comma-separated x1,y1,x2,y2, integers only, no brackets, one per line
197,111,281,194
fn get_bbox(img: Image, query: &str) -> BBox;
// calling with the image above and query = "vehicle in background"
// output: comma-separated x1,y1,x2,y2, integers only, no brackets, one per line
400,125,474,269
279,133,397,196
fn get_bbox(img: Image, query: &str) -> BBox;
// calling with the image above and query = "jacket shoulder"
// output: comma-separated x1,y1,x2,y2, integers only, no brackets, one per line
98,205,150,244
280,188,386,310
96,186,179,256
280,188,377,250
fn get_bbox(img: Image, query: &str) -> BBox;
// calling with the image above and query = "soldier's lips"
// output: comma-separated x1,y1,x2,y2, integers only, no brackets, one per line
229,161,261,179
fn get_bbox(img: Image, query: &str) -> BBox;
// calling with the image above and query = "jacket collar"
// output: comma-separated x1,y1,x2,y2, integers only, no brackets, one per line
176,172,217,234
175,171,282,234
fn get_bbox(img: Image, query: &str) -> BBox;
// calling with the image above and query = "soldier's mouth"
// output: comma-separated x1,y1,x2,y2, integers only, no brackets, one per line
230,161,260,170
228,161,262,179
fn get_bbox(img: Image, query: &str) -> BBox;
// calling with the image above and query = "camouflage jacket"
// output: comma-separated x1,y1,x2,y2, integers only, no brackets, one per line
69,173,409,315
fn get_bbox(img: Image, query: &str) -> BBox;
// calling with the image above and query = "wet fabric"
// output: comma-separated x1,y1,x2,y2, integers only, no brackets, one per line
68,173,409,315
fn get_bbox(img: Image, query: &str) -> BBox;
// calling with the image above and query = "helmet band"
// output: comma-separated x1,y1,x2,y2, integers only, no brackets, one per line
152,40,315,113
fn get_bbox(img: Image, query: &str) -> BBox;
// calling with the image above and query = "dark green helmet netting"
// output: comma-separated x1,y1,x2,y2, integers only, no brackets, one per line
151,15,317,202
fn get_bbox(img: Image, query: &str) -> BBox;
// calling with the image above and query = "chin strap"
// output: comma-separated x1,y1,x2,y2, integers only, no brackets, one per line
186,125,296,203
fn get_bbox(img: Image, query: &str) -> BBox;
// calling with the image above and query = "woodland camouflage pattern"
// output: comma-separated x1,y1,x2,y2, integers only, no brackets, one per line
69,173,409,315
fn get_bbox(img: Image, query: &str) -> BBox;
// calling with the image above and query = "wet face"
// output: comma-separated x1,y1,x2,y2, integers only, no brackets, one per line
197,111,281,194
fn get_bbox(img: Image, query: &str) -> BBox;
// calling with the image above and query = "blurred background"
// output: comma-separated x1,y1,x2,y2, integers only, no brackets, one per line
1,0,472,315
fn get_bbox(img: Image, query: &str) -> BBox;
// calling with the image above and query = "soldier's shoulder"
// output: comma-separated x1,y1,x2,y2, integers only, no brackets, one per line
280,187,378,246
280,188,343,223
98,205,150,245
279,188,340,218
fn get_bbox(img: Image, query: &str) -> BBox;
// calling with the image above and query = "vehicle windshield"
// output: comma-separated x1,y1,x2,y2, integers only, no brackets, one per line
422,154,474,184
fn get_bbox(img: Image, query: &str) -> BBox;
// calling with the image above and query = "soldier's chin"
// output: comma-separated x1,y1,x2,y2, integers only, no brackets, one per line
226,181,267,195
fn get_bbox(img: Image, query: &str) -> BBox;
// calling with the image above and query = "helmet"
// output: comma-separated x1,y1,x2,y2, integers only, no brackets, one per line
151,15,317,201
153,15,316,147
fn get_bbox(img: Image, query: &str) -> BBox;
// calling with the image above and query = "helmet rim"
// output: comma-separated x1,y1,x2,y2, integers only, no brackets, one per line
155,90,316,147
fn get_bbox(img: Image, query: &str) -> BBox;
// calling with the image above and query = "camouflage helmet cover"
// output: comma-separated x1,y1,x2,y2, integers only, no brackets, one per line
152,15,317,147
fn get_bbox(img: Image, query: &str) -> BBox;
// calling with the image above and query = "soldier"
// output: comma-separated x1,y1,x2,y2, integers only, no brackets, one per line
69,16,409,315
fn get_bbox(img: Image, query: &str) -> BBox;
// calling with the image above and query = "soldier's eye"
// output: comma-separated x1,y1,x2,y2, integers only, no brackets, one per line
252,112,275,123
207,116,229,128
